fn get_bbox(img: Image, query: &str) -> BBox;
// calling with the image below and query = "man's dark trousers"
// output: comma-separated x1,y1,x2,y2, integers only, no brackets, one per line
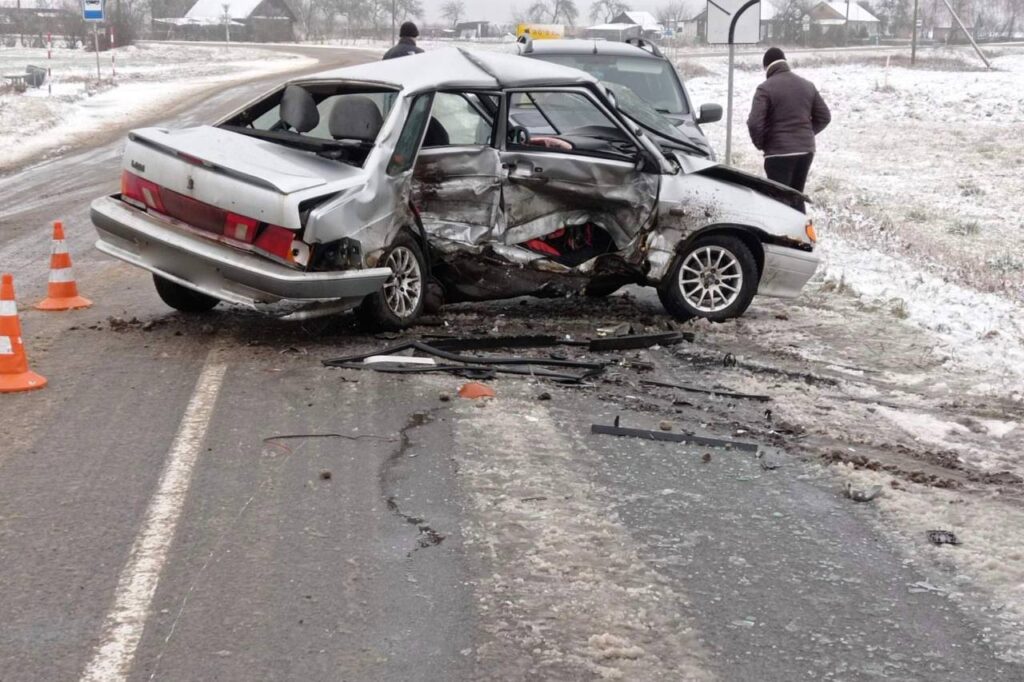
764,153,814,192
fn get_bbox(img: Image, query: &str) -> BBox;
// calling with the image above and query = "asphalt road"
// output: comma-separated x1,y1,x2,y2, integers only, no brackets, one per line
1,45,1022,681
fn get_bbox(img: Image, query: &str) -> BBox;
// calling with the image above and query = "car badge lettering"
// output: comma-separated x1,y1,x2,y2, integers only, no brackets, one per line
130,160,145,173
187,177,194,191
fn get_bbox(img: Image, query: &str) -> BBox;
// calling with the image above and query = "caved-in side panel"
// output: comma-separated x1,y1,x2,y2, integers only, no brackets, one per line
411,146,504,246
499,150,659,248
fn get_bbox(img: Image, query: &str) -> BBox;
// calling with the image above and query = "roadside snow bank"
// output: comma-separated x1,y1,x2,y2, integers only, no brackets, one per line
0,43,314,172
820,236,1024,394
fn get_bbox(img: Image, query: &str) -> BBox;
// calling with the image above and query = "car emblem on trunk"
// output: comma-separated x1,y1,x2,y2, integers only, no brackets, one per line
130,160,145,173
187,177,194,191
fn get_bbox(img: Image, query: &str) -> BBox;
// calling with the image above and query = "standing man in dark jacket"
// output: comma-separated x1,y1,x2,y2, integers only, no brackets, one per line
383,22,424,60
746,47,830,196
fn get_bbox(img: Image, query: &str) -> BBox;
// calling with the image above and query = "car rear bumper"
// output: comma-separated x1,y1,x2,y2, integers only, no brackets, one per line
757,243,820,298
91,195,391,308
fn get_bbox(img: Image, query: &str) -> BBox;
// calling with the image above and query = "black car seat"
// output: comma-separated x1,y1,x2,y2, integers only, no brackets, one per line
329,95,384,142
279,85,319,133
422,118,450,147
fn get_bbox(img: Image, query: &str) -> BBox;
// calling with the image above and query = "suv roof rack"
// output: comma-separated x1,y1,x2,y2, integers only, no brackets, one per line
624,37,663,58
516,33,535,54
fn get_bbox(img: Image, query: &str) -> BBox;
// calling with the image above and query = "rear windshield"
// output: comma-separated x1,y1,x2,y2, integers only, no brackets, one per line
532,54,689,115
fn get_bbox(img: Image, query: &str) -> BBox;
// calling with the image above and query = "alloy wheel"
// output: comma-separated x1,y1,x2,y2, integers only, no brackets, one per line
678,245,743,313
383,246,423,318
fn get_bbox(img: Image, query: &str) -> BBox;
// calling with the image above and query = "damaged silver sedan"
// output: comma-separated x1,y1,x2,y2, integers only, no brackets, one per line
91,48,820,329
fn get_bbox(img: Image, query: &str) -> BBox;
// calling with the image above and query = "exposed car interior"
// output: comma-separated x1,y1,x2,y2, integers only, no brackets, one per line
219,84,396,166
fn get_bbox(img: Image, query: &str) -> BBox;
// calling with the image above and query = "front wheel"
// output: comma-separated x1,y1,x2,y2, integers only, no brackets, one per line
657,234,758,322
152,274,219,313
357,232,426,330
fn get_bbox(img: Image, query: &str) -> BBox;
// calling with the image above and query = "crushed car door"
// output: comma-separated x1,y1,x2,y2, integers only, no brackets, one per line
411,92,504,247
499,87,660,257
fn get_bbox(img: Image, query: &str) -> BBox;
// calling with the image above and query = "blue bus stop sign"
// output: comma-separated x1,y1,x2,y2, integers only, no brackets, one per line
83,0,104,21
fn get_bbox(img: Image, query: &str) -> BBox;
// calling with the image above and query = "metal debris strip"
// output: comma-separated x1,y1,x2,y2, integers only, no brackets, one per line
322,340,606,383
588,331,692,351
927,530,961,546
640,378,771,402
591,423,760,454
424,331,692,353
844,482,883,502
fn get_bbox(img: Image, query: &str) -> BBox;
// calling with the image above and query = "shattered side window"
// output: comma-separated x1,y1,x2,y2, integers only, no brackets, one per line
428,93,495,146
387,93,434,176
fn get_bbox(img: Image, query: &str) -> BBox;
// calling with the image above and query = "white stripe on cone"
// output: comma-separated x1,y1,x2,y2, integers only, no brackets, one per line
51,239,68,254
0,300,16,316
49,267,75,283
0,336,13,355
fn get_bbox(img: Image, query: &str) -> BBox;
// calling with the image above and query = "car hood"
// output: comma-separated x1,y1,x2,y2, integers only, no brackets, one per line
129,126,367,195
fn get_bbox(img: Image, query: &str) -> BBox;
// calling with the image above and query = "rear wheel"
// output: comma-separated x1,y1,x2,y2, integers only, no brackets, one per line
657,234,758,322
152,274,219,313
358,232,426,330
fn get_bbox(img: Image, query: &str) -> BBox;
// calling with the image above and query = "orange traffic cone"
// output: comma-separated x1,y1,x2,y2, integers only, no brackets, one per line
36,221,92,311
0,273,47,393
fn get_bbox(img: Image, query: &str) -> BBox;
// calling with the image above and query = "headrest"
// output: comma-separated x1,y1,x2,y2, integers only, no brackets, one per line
329,95,384,142
279,85,319,133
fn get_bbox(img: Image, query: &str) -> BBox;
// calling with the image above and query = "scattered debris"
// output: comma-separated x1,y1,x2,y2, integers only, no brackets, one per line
363,355,437,366
927,530,961,546
439,393,452,402
722,353,737,368
908,581,947,594
458,382,496,400
323,340,605,383
758,451,783,470
596,322,633,337
844,482,883,502
702,453,712,463
642,378,771,402
537,391,552,401
659,420,673,431
589,331,691,351
319,470,332,480
591,421,759,453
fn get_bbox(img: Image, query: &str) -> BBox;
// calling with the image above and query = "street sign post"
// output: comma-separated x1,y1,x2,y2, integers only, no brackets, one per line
707,0,762,165
82,0,104,81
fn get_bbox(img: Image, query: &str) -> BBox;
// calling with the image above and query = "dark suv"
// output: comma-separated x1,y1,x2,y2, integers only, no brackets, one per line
516,37,722,159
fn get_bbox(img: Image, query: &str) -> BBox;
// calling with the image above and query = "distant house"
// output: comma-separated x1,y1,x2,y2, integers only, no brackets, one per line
155,0,295,42
609,10,665,40
454,20,491,39
0,0,78,45
680,8,707,43
808,1,880,38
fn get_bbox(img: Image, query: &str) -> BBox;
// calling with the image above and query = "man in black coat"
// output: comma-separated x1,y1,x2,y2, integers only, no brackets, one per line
383,22,425,60
746,47,831,195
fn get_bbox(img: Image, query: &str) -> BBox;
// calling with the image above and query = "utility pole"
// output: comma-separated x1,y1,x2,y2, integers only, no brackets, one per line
724,0,760,165
222,3,230,42
911,0,919,64
391,0,396,43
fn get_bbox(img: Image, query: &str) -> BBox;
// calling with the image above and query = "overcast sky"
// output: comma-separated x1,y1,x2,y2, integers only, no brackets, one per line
420,1,701,26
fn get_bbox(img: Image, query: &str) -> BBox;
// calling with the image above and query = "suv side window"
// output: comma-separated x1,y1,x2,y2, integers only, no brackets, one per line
427,93,495,146
387,93,433,175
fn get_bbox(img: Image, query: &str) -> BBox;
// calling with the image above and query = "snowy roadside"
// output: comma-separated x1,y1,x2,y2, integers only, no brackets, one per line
682,48,1024,393
0,43,316,173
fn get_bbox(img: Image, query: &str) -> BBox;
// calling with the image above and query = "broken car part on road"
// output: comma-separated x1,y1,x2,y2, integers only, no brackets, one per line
640,378,770,402
591,421,760,454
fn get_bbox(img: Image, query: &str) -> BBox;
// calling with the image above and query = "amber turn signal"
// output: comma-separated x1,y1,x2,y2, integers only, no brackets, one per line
805,220,817,243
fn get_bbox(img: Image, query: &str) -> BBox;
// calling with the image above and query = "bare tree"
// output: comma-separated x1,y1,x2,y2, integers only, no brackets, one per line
589,0,630,23
528,0,579,24
656,0,692,29
442,0,465,26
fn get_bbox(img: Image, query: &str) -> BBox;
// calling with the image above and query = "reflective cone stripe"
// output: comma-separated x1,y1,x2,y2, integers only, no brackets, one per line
0,273,47,393
35,221,92,311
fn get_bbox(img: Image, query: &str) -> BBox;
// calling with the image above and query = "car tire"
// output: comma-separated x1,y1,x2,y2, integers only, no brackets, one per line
358,232,427,331
657,234,758,323
152,274,220,313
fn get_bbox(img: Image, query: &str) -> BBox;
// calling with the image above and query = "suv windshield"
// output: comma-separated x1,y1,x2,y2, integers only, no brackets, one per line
533,54,689,115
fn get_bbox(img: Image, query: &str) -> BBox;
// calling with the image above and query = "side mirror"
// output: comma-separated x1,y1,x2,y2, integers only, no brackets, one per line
696,103,723,125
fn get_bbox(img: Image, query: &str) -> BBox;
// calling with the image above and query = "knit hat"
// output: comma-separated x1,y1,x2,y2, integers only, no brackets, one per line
400,21,419,38
762,47,786,69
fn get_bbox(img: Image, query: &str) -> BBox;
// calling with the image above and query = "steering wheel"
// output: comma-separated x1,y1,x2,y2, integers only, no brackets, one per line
507,125,531,145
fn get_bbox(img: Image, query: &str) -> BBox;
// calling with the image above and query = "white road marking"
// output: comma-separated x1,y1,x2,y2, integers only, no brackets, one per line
80,352,228,682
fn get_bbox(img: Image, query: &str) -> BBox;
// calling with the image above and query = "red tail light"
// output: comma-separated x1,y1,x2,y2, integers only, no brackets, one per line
120,171,305,265
121,171,166,213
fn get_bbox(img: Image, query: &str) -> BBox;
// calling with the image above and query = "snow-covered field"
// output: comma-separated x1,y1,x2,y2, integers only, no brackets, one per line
681,48,1024,391
0,43,314,172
